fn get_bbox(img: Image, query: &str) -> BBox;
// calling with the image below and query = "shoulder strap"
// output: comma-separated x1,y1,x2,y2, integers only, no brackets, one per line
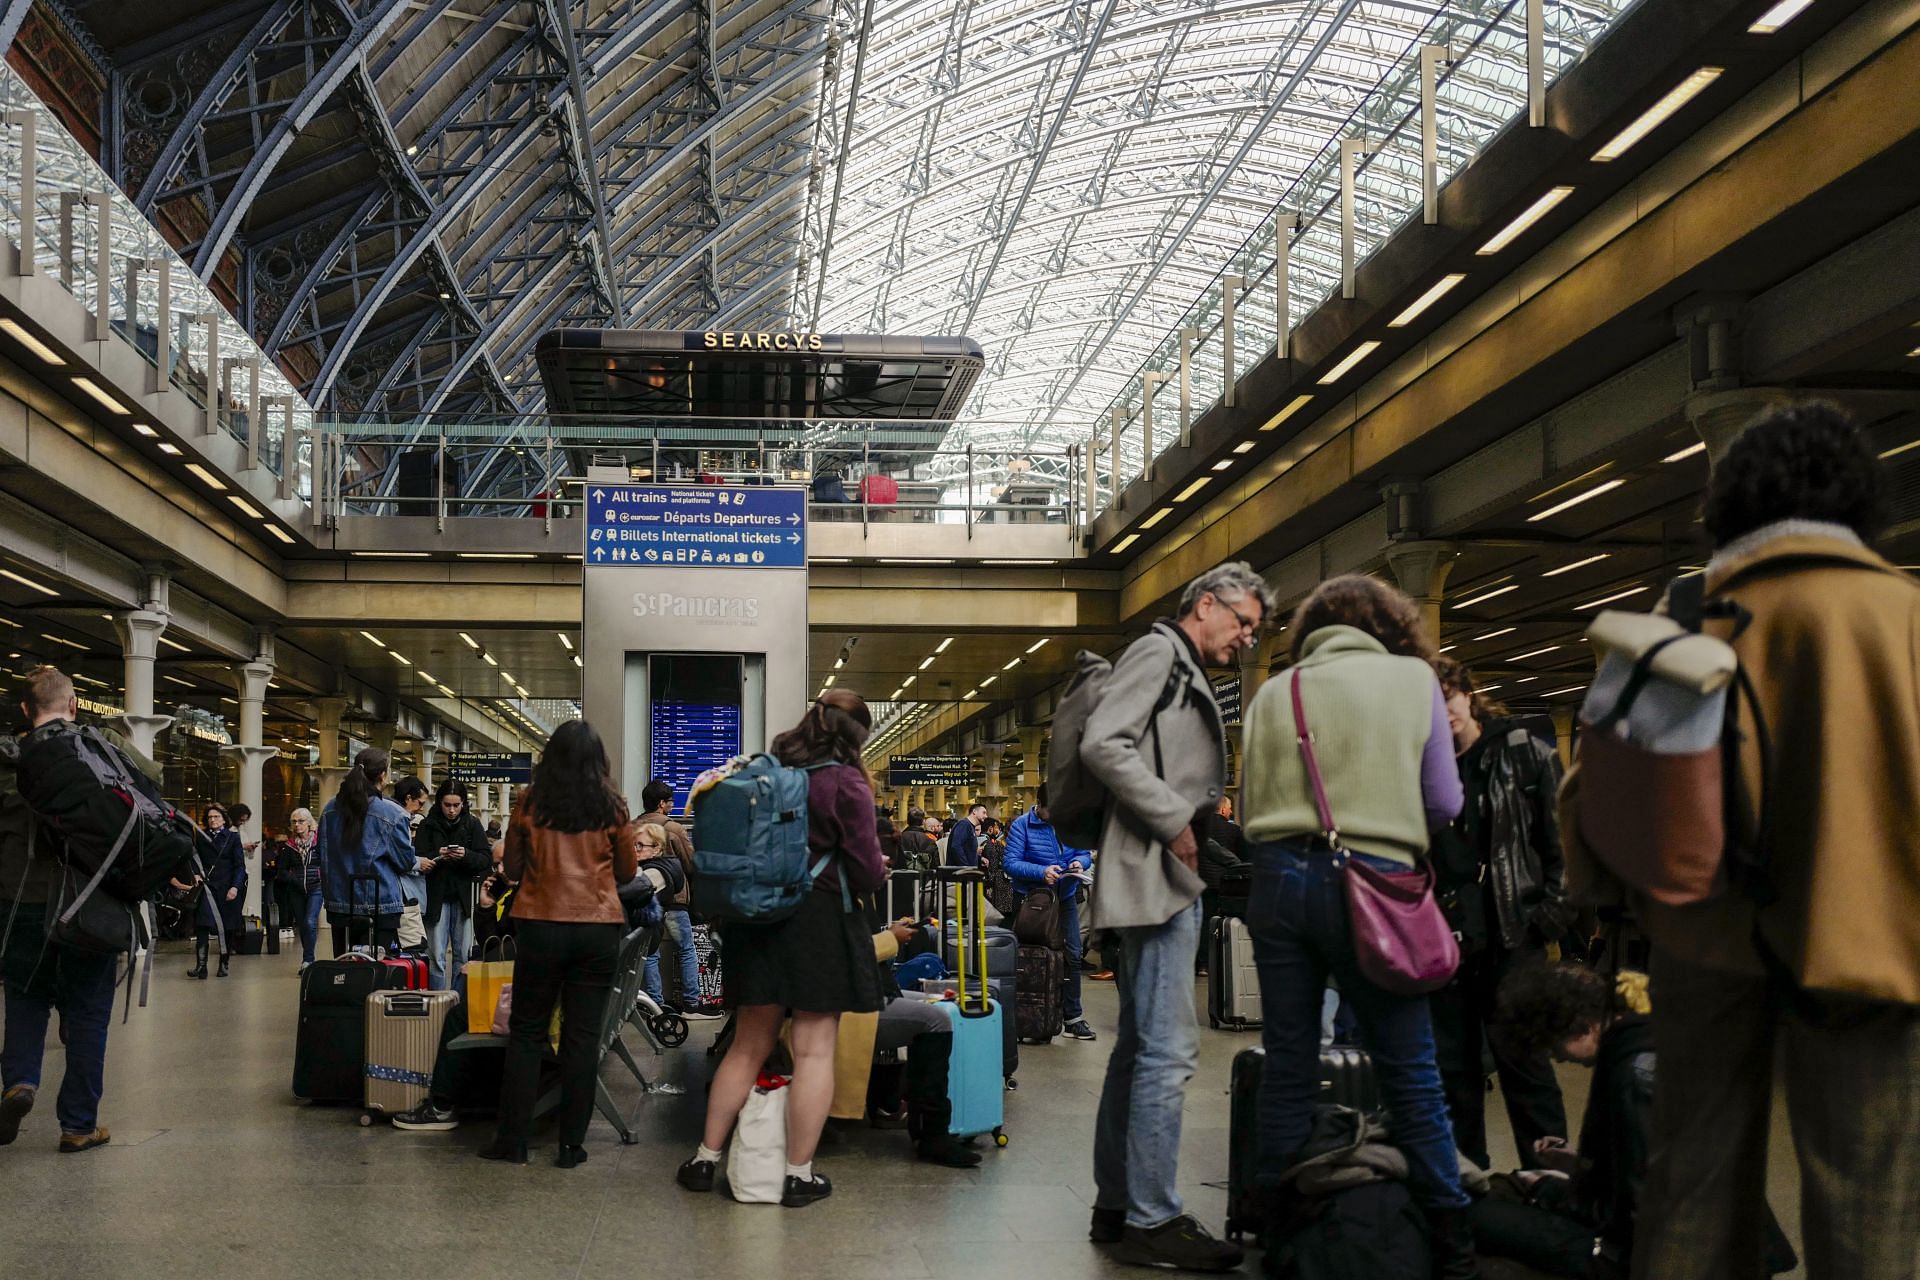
1667,572,1708,631
1289,670,1339,844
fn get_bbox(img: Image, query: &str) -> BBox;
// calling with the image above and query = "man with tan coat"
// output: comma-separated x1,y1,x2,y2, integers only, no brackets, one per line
1561,403,1920,1280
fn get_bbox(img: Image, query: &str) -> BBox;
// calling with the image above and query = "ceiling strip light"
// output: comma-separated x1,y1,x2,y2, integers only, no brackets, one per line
353,550,428,558
1527,478,1625,522
1173,477,1211,502
1318,341,1382,385
360,631,385,646
1232,441,1256,454
1878,439,1920,461
157,442,181,456
456,552,534,560
1,569,58,596
1259,394,1316,432
42,632,87,649
184,463,227,492
1577,586,1650,610
131,422,157,438
1592,69,1723,162
979,676,997,688
1002,657,1022,671
1477,186,1575,255
557,632,574,650
482,653,498,666
1211,459,1235,472
0,318,63,365
1025,638,1048,654
1110,534,1139,553
1140,507,1174,529
265,525,295,545
70,376,129,414
918,656,935,671
1511,645,1561,660
459,632,480,649
1543,553,1611,577
1748,0,1814,34
1544,684,1590,698
1451,583,1519,609
158,636,188,652
1472,628,1517,642
391,652,412,666
227,495,264,519
1387,274,1467,327
934,637,954,654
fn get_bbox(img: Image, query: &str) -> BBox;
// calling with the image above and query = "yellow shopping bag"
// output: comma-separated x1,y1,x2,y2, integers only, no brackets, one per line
466,937,515,1034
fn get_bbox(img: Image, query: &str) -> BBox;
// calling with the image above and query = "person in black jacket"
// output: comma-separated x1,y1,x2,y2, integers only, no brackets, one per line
174,803,246,979
412,780,492,991
1429,658,1569,1170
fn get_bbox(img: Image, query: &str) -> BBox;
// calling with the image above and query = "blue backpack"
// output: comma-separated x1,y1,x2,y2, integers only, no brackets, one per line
688,755,836,923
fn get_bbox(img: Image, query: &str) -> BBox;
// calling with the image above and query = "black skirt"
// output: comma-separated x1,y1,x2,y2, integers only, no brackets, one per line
721,886,880,1014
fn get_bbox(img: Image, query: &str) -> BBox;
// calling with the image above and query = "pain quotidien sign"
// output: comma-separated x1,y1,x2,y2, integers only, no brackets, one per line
701,330,826,351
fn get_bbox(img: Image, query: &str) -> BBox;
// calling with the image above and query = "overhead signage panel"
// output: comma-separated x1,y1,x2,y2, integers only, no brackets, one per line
887,755,973,787
1212,674,1242,727
585,484,806,569
446,751,533,785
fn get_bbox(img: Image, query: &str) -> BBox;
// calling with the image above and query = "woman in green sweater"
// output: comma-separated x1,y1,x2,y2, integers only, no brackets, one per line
1239,574,1476,1278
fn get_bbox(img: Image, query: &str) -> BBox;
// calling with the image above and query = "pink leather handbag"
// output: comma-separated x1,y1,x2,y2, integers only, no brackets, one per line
1291,670,1460,996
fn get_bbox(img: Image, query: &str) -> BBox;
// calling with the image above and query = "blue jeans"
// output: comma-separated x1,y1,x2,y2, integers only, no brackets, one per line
299,889,324,966
427,899,472,991
661,909,700,1006
1093,898,1203,1229
0,901,117,1134
1244,839,1468,1209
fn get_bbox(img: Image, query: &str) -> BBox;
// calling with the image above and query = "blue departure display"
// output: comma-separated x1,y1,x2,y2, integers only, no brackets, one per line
650,700,742,812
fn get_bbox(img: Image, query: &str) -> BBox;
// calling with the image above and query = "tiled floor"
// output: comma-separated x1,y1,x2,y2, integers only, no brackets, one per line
0,941,1805,1279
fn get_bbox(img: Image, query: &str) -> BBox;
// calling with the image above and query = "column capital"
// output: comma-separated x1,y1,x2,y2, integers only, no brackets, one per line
218,743,278,766
232,658,274,702
111,712,174,756
1685,386,1788,462
308,694,351,725
111,608,171,656
1384,541,1460,600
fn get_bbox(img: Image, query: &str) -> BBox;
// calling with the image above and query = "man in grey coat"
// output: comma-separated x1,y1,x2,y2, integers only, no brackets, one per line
1083,562,1274,1272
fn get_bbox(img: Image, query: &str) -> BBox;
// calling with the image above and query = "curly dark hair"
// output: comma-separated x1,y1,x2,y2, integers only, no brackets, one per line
770,687,872,768
1703,400,1886,547
1493,962,1613,1059
1432,656,1509,721
1289,573,1434,664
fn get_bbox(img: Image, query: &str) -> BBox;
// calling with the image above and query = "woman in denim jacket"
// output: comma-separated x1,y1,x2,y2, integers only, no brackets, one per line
318,748,422,954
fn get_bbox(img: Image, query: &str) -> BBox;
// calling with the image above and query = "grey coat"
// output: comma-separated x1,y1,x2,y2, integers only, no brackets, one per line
1081,621,1227,929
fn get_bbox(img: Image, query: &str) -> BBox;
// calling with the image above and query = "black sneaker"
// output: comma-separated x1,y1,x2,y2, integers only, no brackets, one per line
1065,1019,1098,1041
1115,1214,1245,1272
0,1085,34,1145
676,1157,717,1192
781,1173,833,1207
684,1003,726,1020
1090,1206,1126,1244
390,1101,457,1131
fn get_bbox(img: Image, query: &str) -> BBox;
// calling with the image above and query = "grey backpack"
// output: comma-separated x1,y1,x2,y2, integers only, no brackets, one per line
1046,644,1184,850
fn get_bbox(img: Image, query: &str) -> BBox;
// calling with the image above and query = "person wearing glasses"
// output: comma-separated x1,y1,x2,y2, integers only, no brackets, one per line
1078,561,1274,1272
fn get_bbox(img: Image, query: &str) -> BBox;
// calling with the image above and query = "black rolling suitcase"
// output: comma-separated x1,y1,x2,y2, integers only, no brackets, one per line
1207,915,1261,1030
233,915,266,956
1014,943,1064,1044
1226,1044,1382,1242
294,956,408,1101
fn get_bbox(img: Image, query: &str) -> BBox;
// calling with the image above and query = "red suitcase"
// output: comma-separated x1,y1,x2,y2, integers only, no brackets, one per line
379,955,427,990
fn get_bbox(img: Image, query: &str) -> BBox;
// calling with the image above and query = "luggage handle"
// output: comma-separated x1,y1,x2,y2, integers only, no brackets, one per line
381,992,429,1017
935,868,992,1017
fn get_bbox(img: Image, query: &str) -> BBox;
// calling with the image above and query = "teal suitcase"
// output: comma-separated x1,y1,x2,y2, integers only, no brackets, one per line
933,868,1007,1147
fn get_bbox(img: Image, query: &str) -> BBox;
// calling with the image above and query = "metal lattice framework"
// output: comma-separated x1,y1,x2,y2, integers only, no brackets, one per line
807,0,1632,452
36,0,1633,462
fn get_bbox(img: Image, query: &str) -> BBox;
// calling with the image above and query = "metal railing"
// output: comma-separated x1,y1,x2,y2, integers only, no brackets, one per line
0,64,316,501
317,416,1085,538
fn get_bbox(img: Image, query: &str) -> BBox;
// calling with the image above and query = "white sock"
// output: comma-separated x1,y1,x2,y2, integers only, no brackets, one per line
695,1144,723,1163
785,1161,813,1181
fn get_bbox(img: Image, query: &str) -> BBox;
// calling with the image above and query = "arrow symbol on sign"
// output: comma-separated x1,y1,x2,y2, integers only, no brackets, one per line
786,533,801,544
786,514,802,525
592,488,605,501
591,546,606,561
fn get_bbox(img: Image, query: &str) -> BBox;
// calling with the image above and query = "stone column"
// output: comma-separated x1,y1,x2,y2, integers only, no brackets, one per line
110,571,176,758
367,721,397,756
1686,387,1787,463
310,695,351,813
1385,541,1460,654
928,785,948,819
1016,725,1047,815
419,741,438,790
975,744,1006,815
1549,705,1577,768
219,637,276,916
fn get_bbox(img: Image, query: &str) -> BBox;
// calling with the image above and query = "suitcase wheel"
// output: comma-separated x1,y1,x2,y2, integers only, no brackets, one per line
358,1112,373,1127
650,1013,690,1047
993,1128,1008,1148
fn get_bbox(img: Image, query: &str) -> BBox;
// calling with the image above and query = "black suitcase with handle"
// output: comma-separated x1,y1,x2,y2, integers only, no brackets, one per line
1227,1044,1382,1241
1014,943,1064,1044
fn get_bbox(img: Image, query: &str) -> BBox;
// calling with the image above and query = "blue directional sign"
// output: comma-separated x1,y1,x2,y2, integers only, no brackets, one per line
584,484,807,569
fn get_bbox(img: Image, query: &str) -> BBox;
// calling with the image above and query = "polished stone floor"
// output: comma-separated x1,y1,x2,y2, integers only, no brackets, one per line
0,940,1805,1279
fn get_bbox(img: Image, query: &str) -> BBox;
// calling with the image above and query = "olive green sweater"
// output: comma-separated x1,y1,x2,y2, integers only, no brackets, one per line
1241,626,1460,865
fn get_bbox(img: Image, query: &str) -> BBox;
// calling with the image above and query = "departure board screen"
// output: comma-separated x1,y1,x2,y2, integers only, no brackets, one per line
648,655,745,812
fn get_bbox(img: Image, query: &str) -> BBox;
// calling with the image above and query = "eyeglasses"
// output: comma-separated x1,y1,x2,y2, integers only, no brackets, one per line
1213,594,1263,635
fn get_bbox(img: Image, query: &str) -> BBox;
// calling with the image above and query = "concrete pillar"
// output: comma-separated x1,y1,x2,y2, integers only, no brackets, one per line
310,695,351,814
110,578,175,758
928,785,948,818
419,741,439,790
367,721,397,757
975,744,1006,810
1686,387,1787,463
1016,725,1047,815
1385,541,1461,654
219,640,276,916
1549,705,1577,768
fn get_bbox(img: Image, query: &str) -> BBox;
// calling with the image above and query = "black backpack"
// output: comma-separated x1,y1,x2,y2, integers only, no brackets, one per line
1278,1181,1432,1280
16,720,200,902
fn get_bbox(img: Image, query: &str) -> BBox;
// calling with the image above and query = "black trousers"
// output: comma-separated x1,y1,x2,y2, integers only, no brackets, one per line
328,912,400,957
1429,942,1568,1170
494,919,620,1148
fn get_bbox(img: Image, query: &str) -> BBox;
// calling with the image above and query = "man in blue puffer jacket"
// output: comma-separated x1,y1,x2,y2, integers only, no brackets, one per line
1003,786,1096,1042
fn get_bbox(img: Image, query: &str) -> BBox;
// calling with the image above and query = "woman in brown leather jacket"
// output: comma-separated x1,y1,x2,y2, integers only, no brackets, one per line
479,719,648,1168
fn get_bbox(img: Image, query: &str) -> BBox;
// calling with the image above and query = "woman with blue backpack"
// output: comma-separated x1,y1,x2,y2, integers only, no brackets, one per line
676,688,887,1208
